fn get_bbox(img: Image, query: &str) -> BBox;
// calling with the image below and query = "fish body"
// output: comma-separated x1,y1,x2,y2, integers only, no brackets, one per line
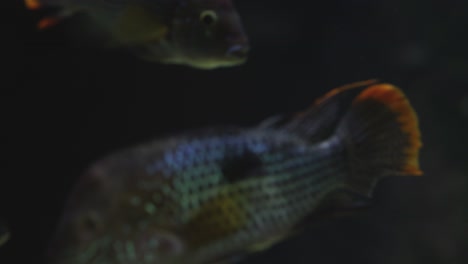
24,0,249,69
47,81,422,264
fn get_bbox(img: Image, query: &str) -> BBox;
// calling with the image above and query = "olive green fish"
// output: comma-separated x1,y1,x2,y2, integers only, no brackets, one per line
24,0,249,69
47,81,422,264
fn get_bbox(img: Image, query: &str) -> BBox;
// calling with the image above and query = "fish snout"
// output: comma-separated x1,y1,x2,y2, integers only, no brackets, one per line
226,44,250,59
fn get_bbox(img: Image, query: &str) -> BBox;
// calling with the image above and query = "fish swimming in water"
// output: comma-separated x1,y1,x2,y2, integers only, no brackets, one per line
47,80,422,264
24,0,249,69
0,220,10,247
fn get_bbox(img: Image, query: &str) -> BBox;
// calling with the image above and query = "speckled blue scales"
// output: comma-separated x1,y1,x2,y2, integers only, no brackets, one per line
47,82,422,264
110,129,347,262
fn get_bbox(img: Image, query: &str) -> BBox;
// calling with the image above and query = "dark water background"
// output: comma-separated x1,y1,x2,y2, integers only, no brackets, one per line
1,0,468,263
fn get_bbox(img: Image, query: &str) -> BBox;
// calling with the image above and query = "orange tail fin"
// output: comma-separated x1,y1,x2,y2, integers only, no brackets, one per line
353,84,422,176
335,83,422,196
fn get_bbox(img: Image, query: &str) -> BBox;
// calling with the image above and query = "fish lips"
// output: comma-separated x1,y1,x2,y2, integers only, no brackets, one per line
225,44,250,61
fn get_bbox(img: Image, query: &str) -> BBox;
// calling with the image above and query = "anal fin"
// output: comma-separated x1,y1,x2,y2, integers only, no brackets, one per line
313,189,372,217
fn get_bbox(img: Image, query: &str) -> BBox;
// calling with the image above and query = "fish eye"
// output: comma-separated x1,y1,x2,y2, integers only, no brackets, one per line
200,10,218,26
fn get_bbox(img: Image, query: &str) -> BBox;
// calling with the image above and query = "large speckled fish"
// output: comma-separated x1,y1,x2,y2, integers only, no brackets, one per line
47,81,422,264
24,0,249,69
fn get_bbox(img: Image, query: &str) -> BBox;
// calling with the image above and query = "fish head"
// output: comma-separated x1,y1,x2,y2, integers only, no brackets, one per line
171,0,250,69
47,158,187,264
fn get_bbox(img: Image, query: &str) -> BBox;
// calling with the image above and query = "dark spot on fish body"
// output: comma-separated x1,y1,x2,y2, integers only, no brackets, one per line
220,149,262,184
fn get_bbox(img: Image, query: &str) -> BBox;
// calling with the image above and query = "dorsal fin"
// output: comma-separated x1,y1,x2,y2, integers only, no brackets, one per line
259,79,379,143
256,114,291,129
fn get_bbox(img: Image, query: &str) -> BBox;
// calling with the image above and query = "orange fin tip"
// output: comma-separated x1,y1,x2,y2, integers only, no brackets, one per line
314,79,380,106
25,0,42,10
354,84,423,176
38,17,60,30
292,79,380,120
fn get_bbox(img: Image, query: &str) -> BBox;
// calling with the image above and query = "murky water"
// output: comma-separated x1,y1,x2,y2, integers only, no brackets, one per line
1,1,467,263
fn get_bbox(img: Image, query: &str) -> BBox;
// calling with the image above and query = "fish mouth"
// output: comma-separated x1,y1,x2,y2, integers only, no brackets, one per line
226,44,250,60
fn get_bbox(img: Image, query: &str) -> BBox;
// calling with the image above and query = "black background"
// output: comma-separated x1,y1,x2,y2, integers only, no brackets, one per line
1,0,468,263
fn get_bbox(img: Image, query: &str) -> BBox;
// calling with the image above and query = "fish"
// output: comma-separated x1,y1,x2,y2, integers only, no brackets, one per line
47,80,422,264
0,220,10,247
24,0,249,69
